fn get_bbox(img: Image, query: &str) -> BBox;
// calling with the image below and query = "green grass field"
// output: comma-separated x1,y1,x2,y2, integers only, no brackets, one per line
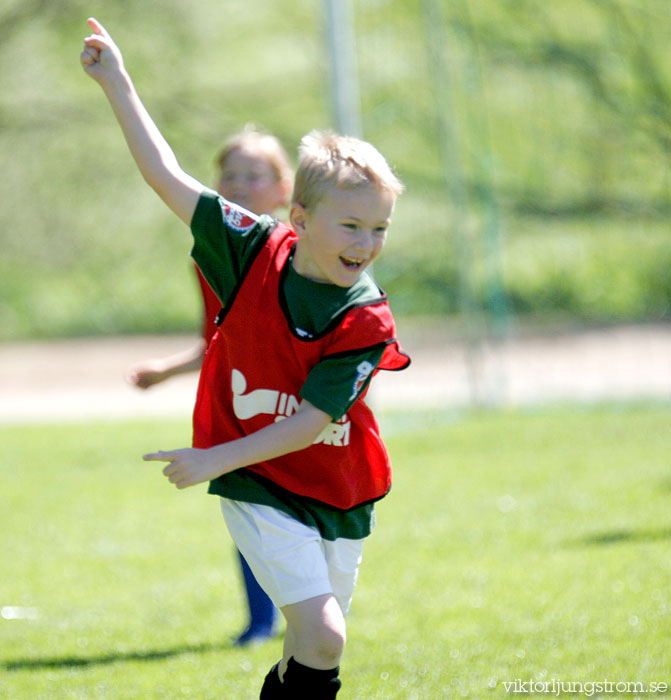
2,404,670,699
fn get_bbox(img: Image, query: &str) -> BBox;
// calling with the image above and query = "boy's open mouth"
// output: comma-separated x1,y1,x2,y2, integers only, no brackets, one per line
340,256,365,270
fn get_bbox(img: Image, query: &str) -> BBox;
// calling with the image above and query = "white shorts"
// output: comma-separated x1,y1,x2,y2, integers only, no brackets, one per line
219,498,365,614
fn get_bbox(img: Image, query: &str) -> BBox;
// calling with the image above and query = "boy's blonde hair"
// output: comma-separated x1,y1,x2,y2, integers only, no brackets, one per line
215,124,293,183
292,130,404,211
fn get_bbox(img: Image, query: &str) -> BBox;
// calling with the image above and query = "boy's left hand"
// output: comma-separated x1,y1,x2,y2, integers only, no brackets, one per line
144,448,224,489
80,17,125,85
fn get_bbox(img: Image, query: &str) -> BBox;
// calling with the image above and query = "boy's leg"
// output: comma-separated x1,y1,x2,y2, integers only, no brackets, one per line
218,500,361,698
279,624,297,674
261,594,343,699
260,608,343,699
279,593,345,674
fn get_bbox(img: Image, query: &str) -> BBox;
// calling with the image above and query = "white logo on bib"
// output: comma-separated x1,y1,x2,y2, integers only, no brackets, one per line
231,368,350,446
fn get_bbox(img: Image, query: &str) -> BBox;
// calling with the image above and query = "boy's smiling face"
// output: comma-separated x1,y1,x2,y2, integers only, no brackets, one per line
290,185,395,287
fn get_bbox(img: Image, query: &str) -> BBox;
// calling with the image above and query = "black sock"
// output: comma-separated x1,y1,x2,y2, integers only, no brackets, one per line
259,662,283,699
281,657,341,699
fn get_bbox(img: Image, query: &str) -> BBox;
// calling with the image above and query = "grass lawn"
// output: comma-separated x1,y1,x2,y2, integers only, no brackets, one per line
1,404,670,698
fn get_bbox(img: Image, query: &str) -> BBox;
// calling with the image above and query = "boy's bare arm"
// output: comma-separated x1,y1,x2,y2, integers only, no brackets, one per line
143,400,333,489
80,18,203,225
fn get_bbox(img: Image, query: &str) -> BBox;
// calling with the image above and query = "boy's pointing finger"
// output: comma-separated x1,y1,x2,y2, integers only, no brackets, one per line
87,17,110,38
143,451,176,462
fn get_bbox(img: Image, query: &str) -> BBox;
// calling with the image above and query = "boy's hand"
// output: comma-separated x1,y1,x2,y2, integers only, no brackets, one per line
143,448,225,489
80,17,124,85
144,402,332,491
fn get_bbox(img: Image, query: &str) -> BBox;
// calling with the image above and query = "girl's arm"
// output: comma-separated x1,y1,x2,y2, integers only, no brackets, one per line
80,17,203,225
126,340,207,389
143,400,333,489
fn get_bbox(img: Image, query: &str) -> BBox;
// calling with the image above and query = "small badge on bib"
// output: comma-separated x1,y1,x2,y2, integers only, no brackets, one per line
349,360,374,400
223,201,258,233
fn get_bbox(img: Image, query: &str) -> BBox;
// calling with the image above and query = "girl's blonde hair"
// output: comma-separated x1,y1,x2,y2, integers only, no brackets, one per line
292,130,404,210
215,124,293,183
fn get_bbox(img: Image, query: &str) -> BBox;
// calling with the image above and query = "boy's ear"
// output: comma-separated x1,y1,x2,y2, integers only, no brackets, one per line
289,203,308,237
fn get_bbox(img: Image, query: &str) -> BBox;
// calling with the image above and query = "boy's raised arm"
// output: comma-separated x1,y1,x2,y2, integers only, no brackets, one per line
80,17,203,225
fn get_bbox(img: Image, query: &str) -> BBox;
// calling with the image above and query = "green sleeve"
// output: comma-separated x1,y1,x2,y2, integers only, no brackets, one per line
300,345,386,420
190,188,273,306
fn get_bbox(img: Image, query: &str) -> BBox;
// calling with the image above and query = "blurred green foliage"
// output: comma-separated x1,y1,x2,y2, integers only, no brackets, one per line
0,0,669,339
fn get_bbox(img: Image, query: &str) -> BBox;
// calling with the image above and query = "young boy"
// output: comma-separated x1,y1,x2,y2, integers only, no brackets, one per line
81,17,410,699
128,126,293,647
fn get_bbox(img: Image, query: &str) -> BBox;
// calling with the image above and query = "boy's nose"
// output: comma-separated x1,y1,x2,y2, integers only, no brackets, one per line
353,230,374,255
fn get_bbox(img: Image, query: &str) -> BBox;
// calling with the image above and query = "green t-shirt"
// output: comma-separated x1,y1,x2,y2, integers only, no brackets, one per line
190,189,387,540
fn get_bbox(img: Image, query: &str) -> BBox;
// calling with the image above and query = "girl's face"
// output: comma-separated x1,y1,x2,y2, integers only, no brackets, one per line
217,147,289,216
